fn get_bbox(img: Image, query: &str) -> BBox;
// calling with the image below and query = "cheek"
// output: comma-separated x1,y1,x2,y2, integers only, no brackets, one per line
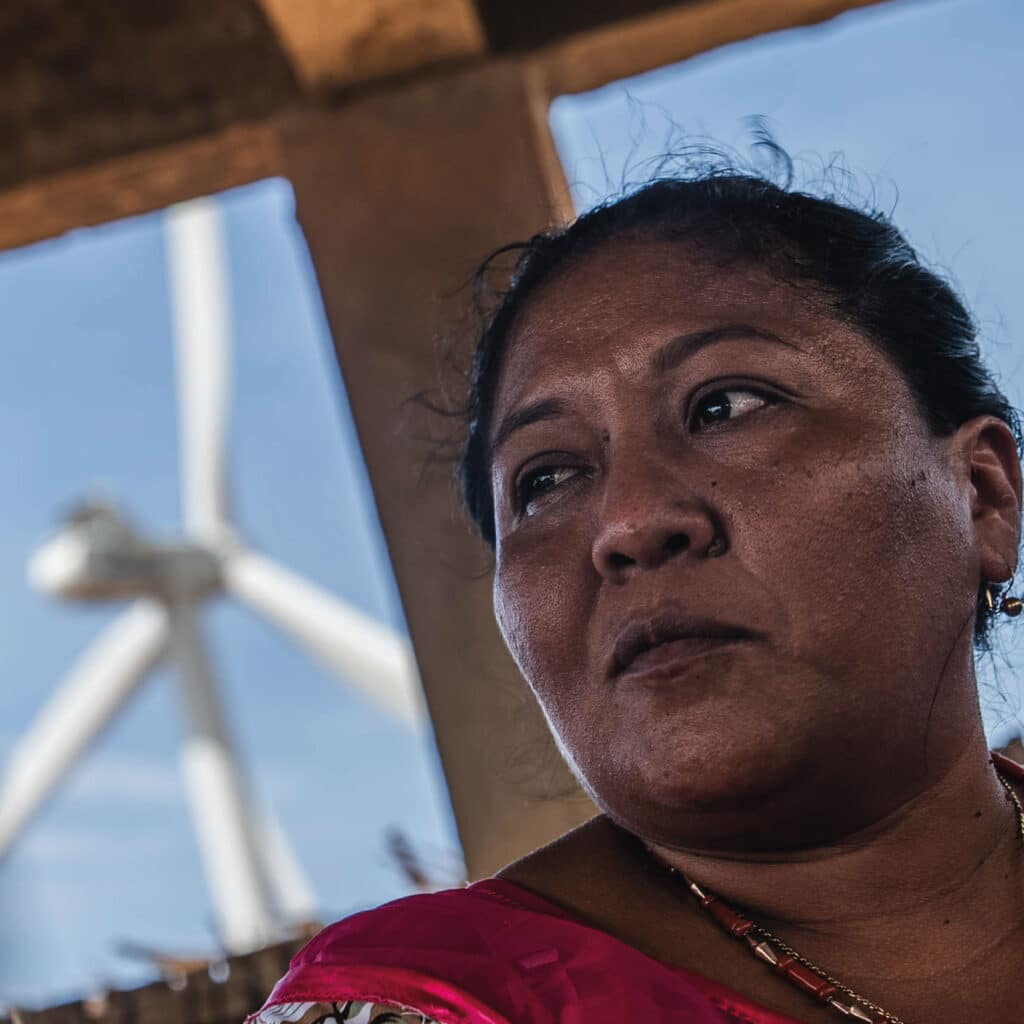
493,539,593,704
492,567,531,675
752,432,972,667
493,559,555,683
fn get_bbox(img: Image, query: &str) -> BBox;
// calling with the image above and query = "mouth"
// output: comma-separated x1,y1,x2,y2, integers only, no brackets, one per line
610,614,756,679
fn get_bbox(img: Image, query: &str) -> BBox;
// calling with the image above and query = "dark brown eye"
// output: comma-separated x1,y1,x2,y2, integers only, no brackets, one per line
691,388,772,432
516,466,580,516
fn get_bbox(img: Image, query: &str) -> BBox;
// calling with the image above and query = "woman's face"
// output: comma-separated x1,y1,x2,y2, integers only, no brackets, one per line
488,238,1009,852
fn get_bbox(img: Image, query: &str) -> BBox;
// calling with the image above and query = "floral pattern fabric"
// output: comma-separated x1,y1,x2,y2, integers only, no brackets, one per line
249,1000,440,1024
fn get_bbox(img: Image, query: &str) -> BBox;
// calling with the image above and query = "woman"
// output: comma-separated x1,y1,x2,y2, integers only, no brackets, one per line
249,162,1024,1024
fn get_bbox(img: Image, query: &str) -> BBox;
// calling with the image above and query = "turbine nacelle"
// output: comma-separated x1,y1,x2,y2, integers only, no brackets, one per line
28,499,223,602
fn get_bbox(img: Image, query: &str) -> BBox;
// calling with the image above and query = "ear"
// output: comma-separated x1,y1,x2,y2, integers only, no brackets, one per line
954,416,1022,583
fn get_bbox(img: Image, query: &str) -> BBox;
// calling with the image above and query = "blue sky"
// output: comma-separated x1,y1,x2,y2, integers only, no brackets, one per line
0,183,458,1005
1,0,1022,1008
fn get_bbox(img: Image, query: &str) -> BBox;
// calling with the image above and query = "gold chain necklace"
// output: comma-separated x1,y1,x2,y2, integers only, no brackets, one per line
669,762,1024,1024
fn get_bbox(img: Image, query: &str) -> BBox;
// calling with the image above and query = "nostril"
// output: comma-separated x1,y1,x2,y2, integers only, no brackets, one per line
663,533,690,558
608,551,634,571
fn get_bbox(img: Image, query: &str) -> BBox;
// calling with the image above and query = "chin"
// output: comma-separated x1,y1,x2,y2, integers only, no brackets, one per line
583,713,818,849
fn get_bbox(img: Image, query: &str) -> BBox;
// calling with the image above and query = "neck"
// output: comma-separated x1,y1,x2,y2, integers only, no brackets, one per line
648,733,1024,985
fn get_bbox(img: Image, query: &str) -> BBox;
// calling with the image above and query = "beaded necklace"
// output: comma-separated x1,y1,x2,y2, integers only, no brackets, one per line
665,753,1024,1024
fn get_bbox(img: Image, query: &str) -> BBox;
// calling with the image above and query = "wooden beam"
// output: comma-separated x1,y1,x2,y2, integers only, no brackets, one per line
531,0,892,98
0,121,284,253
279,59,588,879
256,0,486,93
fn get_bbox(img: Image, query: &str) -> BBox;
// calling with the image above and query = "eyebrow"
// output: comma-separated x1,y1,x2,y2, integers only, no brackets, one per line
489,397,569,461
651,323,795,375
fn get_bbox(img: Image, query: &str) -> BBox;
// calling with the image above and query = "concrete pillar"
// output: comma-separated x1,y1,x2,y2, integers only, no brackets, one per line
280,58,595,878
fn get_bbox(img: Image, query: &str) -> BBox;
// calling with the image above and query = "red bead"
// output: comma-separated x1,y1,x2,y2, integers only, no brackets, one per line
701,894,756,937
777,957,838,1002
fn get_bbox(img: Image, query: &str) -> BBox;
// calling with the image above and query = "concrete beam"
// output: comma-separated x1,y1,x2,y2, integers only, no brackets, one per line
279,59,590,878
532,0,890,97
0,0,298,193
256,0,486,93
0,121,284,253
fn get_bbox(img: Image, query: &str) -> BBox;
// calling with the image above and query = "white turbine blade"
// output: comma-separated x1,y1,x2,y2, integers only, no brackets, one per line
169,601,278,954
165,197,232,542
0,601,168,858
255,806,318,927
222,549,425,727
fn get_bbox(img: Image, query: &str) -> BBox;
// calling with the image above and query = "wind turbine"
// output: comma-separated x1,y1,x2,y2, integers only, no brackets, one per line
0,197,426,955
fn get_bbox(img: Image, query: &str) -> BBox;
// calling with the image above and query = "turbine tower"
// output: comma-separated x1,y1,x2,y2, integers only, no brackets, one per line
0,197,425,954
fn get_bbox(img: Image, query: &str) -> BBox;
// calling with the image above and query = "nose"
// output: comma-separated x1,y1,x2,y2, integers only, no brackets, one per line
591,458,722,580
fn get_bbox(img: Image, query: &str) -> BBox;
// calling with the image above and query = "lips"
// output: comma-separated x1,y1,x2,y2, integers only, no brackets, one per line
610,612,755,678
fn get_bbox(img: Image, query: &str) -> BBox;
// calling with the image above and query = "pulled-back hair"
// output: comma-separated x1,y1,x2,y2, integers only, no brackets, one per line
459,150,1021,645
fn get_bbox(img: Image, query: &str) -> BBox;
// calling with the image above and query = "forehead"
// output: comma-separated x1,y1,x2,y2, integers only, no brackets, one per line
491,239,889,414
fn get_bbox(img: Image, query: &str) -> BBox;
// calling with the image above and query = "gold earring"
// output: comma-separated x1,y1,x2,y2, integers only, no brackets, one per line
989,577,1024,617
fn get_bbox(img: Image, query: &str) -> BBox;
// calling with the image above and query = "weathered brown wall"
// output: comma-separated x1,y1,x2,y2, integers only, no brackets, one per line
279,59,596,878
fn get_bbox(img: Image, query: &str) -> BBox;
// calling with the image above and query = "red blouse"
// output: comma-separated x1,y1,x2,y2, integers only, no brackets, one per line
249,877,805,1024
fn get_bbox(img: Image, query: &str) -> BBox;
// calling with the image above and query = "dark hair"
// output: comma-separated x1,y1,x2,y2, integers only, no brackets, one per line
459,150,1021,646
